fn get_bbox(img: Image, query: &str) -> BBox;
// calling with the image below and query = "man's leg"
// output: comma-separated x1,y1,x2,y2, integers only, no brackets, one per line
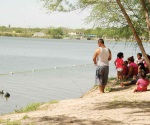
99,85,105,93
99,66,108,93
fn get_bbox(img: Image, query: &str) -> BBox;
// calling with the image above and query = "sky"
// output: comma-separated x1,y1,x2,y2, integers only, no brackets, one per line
0,0,92,29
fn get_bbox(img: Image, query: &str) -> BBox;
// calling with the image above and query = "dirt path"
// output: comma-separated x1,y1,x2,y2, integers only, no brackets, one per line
1,82,150,125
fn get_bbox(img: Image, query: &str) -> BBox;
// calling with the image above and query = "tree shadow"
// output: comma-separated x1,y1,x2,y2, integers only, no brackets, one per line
93,100,150,114
127,110,150,116
106,79,136,93
30,115,122,125
110,86,150,93
110,85,133,92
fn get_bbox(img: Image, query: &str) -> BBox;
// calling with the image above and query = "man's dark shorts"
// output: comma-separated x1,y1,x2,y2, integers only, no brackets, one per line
95,66,109,86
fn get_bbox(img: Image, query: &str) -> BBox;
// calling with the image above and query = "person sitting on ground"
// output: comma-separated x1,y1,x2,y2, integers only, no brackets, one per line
143,54,150,73
133,71,150,92
124,56,138,80
136,53,144,64
120,63,145,87
114,52,124,81
122,61,128,79
138,62,146,74
120,75,137,87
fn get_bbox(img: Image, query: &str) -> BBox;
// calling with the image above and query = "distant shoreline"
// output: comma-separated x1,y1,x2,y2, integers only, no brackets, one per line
0,35,136,42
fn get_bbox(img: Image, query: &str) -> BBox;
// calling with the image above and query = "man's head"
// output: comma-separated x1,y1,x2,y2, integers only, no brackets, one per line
98,39,104,47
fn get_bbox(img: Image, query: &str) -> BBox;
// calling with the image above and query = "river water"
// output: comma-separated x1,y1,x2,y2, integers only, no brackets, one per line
0,36,149,114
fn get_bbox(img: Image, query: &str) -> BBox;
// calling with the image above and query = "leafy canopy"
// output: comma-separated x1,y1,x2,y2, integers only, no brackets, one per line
41,0,149,37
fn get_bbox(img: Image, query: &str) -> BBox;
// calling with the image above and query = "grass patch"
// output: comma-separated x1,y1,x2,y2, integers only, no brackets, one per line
14,100,59,113
115,79,127,85
39,100,59,110
115,81,120,84
0,119,21,125
48,100,59,104
92,85,98,90
108,77,116,81
38,100,59,110
105,87,112,92
14,102,41,113
22,115,30,120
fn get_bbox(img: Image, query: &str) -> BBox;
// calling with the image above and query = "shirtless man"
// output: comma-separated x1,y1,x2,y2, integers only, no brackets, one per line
93,39,112,93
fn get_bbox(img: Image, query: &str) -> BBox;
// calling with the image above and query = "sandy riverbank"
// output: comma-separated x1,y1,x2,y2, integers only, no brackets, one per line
0,80,150,125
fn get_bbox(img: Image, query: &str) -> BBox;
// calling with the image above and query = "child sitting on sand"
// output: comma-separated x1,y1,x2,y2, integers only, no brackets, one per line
134,71,150,92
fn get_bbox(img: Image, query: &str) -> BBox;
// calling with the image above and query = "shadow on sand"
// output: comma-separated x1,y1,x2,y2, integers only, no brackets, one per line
110,85,132,92
93,100,150,115
31,115,122,125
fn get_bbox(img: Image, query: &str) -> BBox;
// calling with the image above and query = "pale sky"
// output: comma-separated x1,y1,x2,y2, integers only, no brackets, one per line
0,0,92,29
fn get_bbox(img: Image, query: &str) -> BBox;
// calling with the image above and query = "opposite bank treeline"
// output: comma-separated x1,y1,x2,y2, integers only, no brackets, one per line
0,25,149,41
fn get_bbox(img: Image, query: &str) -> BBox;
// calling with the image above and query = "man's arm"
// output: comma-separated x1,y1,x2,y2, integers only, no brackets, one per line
93,49,99,65
108,49,112,61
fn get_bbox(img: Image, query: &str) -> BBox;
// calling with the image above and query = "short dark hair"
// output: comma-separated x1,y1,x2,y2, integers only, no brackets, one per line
117,52,124,58
98,38,104,44
137,53,142,57
138,62,146,72
124,61,128,65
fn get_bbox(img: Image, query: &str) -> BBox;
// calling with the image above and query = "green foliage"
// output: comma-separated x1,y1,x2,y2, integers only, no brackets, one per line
0,119,21,125
0,26,64,39
41,0,150,40
115,80,121,84
41,0,77,12
0,25,147,40
0,26,7,32
84,27,133,40
49,28,63,38
48,100,59,104
105,87,112,92
22,115,30,120
15,102,41,113
15,29,23,33
108,77,116,81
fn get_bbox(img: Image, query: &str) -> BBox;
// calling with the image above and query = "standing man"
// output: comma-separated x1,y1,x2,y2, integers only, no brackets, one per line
93,39,112,93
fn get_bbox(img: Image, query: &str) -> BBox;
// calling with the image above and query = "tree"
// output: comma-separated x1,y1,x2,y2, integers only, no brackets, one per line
41,0,150,69
116,0,150,69
47,27,63,38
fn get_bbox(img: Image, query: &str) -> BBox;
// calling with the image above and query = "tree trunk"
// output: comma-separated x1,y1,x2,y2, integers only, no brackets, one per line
116,0,150,70
140,0,150,30
140,0,150,45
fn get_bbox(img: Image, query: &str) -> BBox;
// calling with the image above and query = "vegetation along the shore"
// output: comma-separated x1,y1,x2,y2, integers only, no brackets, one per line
0,25,148,41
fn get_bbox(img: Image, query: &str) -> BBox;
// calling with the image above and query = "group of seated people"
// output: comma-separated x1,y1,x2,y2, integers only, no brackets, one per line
114,52,150,92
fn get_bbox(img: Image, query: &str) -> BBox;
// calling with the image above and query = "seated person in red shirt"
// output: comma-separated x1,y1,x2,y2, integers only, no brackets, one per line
122,61,128,79
120,62,146,87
